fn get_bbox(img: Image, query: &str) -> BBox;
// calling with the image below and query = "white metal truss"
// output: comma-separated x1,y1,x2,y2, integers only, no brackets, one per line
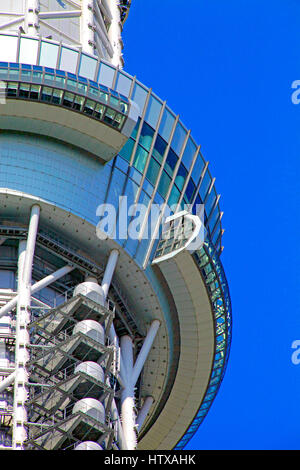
0,218,159,449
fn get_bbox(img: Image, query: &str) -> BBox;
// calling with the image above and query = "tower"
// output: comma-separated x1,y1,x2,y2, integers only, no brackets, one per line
0,1,231,450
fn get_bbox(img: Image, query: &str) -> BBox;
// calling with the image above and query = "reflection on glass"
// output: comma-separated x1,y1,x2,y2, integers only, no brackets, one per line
145,95,162,129
139,122,154,151
165,148,178,176
133,145,148,172
131,83,148,112
152,134,167,164
182,137,197,169
119,138,135,161
146,157,160,185
158,171,171,198
171,122,186,155
159,108,175,142
39,41,59,68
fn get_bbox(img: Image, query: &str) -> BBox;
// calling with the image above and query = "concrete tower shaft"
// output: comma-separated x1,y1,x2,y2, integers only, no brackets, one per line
0,0,131,67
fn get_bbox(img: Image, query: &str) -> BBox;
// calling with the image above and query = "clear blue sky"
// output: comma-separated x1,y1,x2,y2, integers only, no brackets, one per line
123,0,300,450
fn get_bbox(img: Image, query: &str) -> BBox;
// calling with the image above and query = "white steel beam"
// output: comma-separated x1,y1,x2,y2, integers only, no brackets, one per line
38,11,81,20
136,396,154,433
0,371,16,394
12,205,40,449
101,249,119,301
81,0,95,54
26,0,40,36
120,335,136,450
131,320,160,387
0,264,74,319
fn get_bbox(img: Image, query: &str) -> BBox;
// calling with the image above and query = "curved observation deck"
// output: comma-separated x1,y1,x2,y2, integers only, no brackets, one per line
0,31,232,450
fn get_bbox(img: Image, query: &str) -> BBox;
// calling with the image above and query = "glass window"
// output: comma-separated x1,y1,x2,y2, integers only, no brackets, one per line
139,122,154,151
113,113,125,129
191,155,205,186
184,179,196,203
131,83,148,114
52,88,63,104
193,194,202,215
115,72,132,97
168,185,180,208
164,148,178,176
119,138,135,161
79,54,97,80
175,164,188,191
182,137,197,170
131,118,140,140
158,171,171,199
29,84,41,100
60,47,78,74
152,134,167,164
133,145,148,173
104,107,116,125
199,170,212,201
7,82,18,97
41,86,53,102
0,270,14,289
146,158,160,185
208,207,220,234
171,122,186,155
19,83,30,98
39,41,59,68
63,91,75,107
98,63,115,88
145,95,162,129
94,102,105,120
0,36,18,62
159,108,175,142
19,37,38,65
205,188,217,216
212,223,221,245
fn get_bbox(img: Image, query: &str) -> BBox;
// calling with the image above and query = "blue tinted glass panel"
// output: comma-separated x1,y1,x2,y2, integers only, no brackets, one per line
182,137,197,170
184,179,196,202
60,47,78,73
116,72,132,97
115,155,128,173
145,95,162,129
152,135,167,164
208,207,220,234
159,108,175,142
143,179,154,196
146,158,160,185
119,138,135,161
199,170,212,201
168,185,180,208
205,188,217,216
165,148,178,176
191,155,205,186
39,41,59,68
131,83,148,113
98,63,115,88
131,118,140,140
175,164,188,191
192,195,201,215
158,171,171,198
139,122,154,151
212,222,221,245
129,167,142,184
133,146,148,172
79,54,97,80
171,122,186,155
